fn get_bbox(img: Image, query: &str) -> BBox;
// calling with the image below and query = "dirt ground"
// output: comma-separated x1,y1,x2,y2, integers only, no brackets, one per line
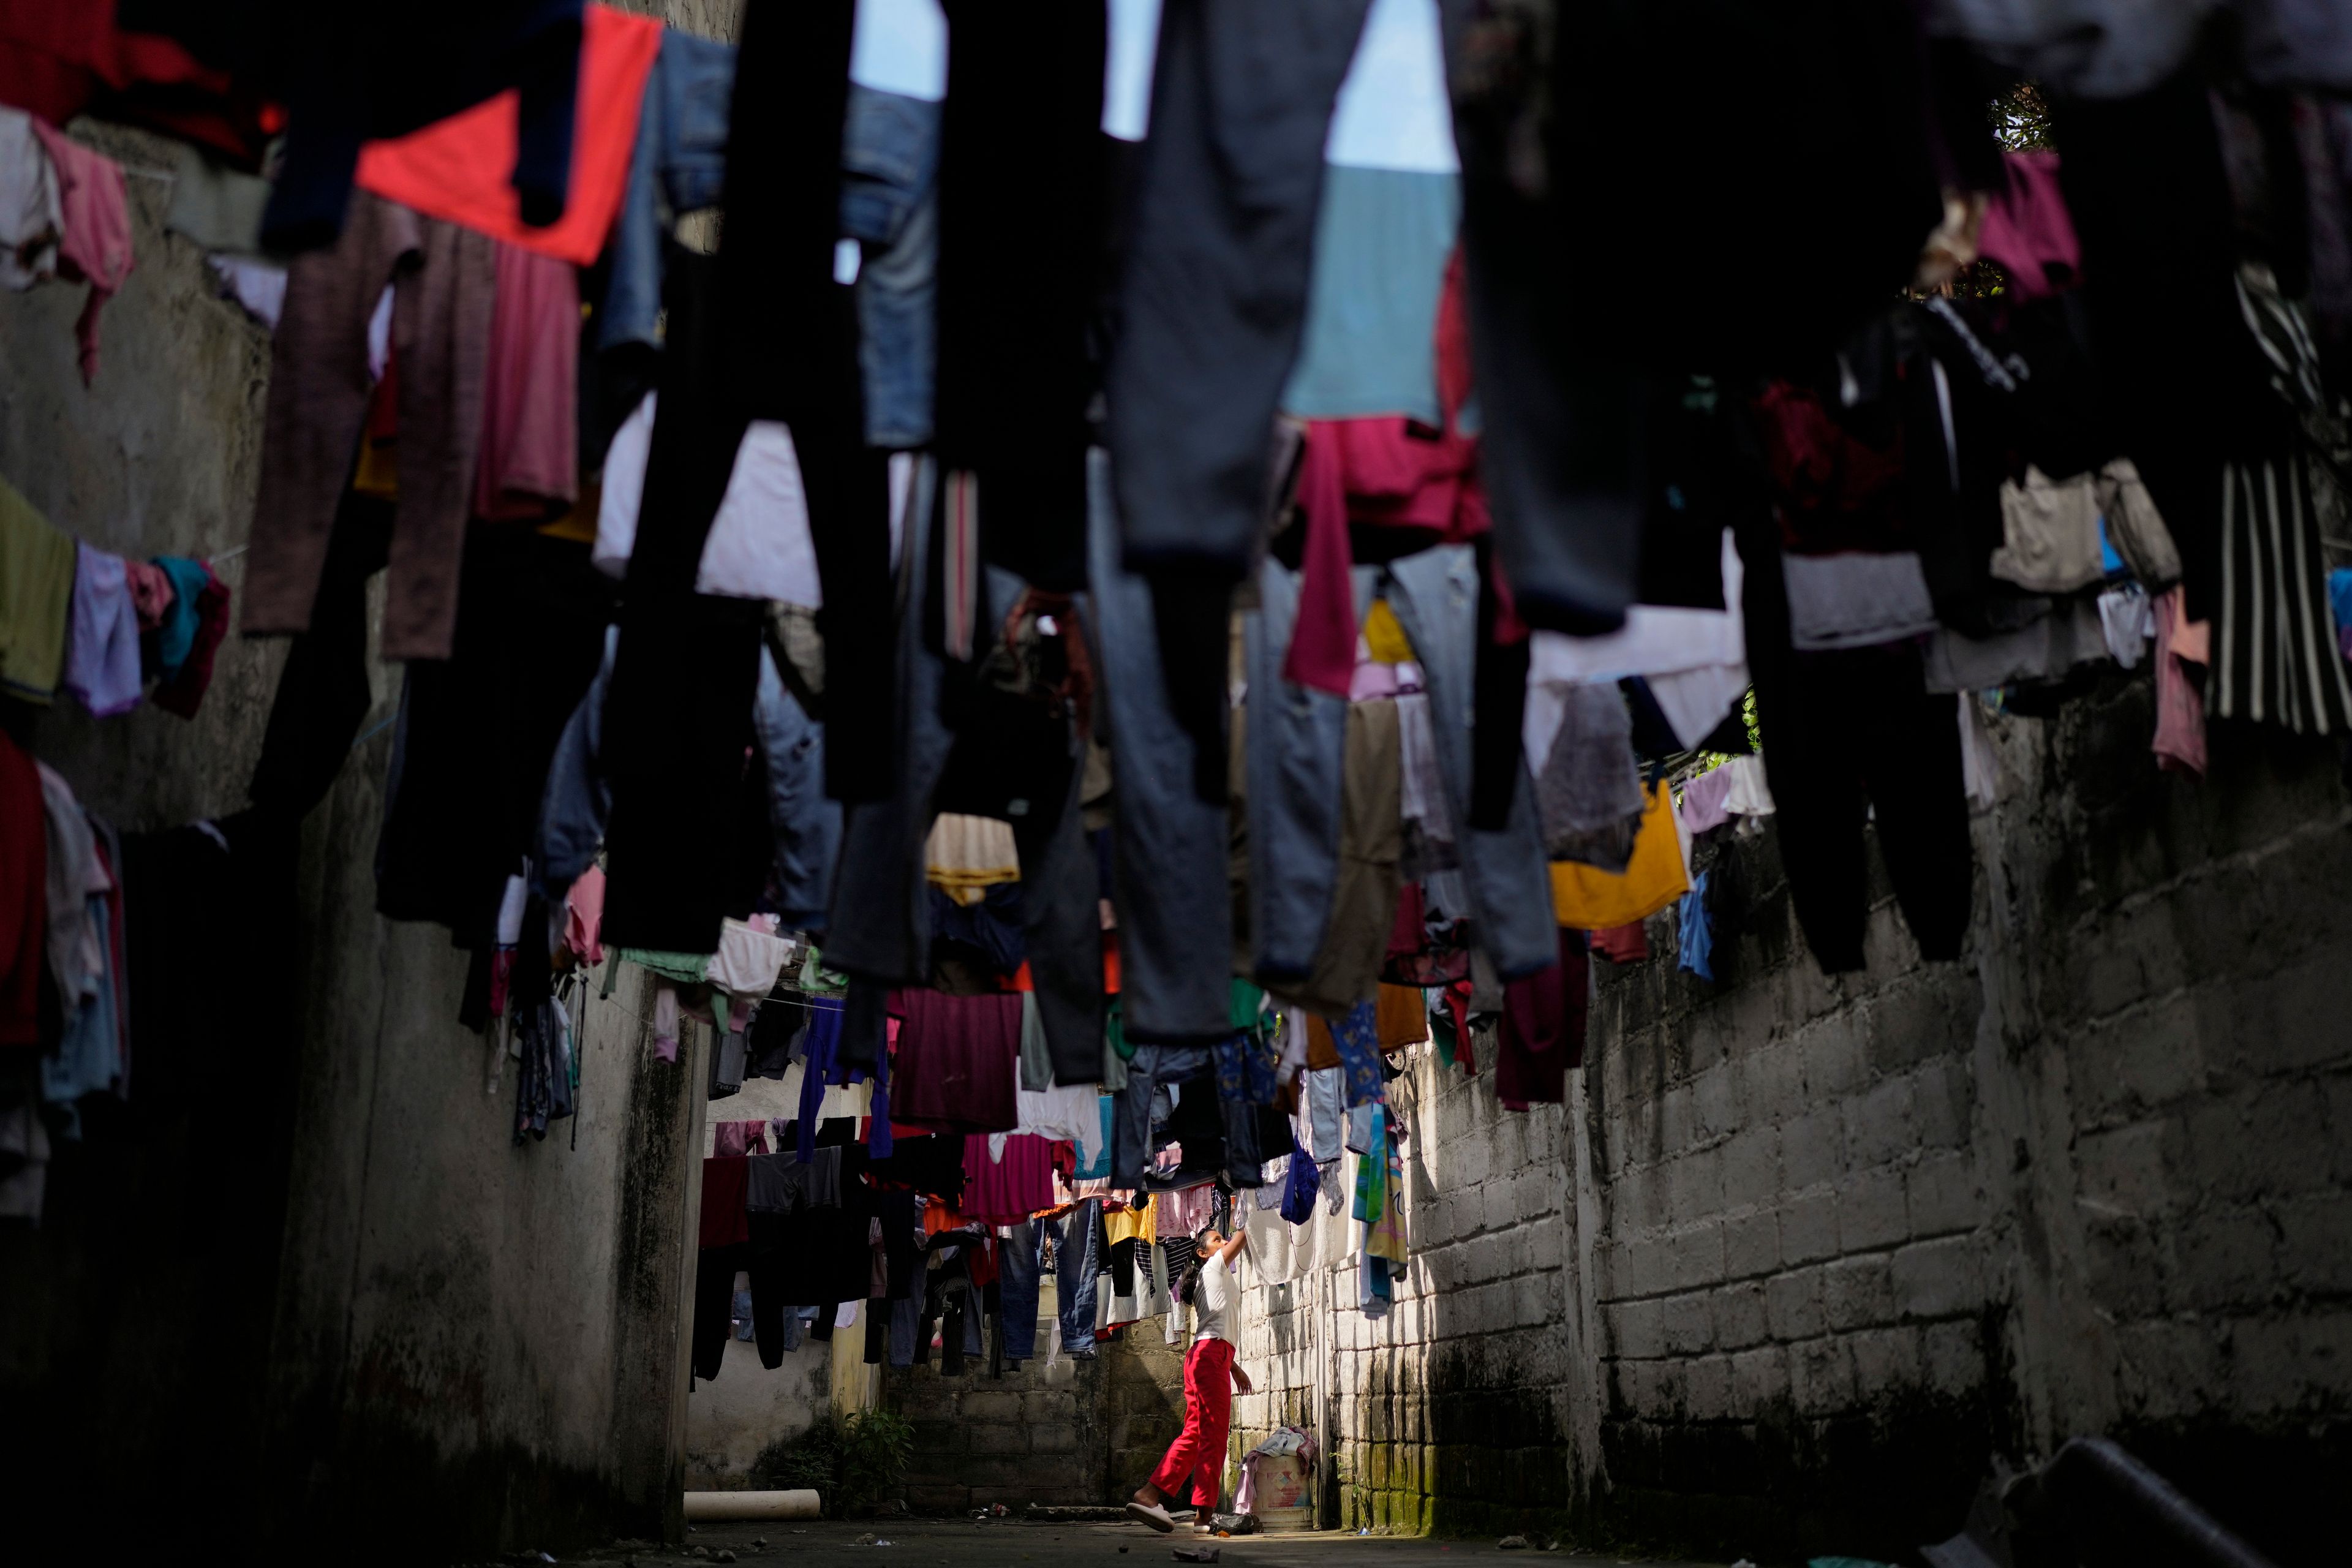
546,1517,1722,1568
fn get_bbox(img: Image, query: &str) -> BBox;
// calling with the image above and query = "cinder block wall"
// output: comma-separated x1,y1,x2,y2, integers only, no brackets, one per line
1219,677,2348,1561
1227,1055,1591,1539
1593,680,2351,1562
884,1330,1188,1512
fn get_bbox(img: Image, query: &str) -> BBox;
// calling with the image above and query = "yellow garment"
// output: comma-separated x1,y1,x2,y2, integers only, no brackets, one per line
0,475,76,706
1104,1202,1157,1248
538,477,601,544
926,812,1020,904
1362,598,1414,663
1550,782,1689,930
351,436,398,499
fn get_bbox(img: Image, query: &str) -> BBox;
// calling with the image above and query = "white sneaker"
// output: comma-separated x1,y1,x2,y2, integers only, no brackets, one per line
1125,1501,1177,1533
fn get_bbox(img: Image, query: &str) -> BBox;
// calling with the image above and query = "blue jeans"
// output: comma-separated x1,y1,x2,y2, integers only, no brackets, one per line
998,1220,1044,1362
840,84,940,449
754,644,842,930
1384,545,1559,979
1242,557,1349,984
1057,1200,1102,1355
600,29,736,353
1086,450,1234,1038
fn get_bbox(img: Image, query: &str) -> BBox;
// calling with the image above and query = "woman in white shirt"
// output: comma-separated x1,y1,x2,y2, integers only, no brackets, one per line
1125,1224,1253,1533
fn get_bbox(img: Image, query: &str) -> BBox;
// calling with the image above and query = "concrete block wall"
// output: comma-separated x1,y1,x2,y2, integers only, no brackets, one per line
1226,1054,1590,1538
884,1326,1188,1512
1579,680,2352,1562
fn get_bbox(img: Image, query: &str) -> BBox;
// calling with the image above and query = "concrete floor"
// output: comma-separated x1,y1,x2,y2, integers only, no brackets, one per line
562,1518,1720,1568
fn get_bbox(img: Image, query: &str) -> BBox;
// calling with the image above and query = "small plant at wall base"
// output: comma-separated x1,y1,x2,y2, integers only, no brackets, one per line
752,1411,916,1519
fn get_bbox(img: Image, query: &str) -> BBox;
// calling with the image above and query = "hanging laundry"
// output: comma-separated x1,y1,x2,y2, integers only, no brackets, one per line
26,118,130,383
0,731,42,1049
1976,150,2082,300
2092,459,2183,591
473,242,579,521
594,392,827,607
2152,587,2209,778
241,192,497,663
1496,927,1588,1110
1528,682,1646,872
162,141,270,256
1677,766,1736,836
1550,782,1690,932
2098,585,2154,670
0,105,60,290
149,562,230,719
0,473,76,706
1989,467,2106,594
602,28,737,353
1676,873,1714,983
62,545,141,717
349,4,662,266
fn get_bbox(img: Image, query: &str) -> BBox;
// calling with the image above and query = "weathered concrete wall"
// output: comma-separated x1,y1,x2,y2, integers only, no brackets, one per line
1216,675,2348,1561
1227,1044,1591,1539
1581,680,2351,1564
885,1295,1190,1513
687,1071,833,1490
0,39,729,1549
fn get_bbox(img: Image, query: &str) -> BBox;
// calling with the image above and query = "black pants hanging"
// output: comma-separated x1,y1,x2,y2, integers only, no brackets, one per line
693,1243,748,1382
598,249,766,952
1741,532,1972,973
719,0,895,803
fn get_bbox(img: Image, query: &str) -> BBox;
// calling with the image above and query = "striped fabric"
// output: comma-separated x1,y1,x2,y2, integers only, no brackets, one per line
943,467,981,661
2210,272,2352,734
2211,450,2352,734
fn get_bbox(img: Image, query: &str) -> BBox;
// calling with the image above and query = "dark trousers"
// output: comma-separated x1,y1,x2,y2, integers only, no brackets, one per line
1742,535,1972,973
1086,453,1235,1036
1103,0,1373,788
718,0,896,802
1057,1199,1102,1354
693,1243,748,1382
998,1219,1044,1362
933,0,1105,592
600,249,766,952
1104,0,1371,580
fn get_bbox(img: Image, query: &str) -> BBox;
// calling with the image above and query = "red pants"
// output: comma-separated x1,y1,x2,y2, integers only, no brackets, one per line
1150,1337,1234,1508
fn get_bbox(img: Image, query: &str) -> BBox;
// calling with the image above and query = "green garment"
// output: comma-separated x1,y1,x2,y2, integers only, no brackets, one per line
0,475,75,705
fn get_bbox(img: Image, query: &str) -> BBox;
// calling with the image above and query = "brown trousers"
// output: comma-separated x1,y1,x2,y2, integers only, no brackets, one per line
241,191,494,661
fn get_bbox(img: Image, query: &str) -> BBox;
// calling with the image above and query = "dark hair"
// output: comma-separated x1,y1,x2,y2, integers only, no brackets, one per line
1174,1224,1217,1306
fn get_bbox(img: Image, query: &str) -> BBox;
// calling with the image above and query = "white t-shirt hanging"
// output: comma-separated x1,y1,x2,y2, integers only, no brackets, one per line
594,391,825,609
1102,0,1162,141
850,0,947,101
1325,0,1458,173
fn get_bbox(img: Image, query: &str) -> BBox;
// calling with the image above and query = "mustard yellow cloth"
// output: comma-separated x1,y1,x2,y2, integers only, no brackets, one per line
0,475,76,706
1550,781,1689,930
1362,598,1415,663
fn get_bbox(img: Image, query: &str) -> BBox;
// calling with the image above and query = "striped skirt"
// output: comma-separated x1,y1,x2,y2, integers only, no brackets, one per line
2210,448,2352,735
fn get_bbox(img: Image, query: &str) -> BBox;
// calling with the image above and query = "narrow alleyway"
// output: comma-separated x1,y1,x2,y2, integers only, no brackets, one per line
570,1520,1719,1568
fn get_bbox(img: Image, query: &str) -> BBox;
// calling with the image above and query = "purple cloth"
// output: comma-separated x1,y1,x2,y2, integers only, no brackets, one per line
64,545,140,716
1978,151,2081,300
1678,766,1735,834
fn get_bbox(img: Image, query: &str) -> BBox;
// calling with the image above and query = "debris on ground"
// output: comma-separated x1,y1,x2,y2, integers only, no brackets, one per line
1499,1537,1529,1550
1171,1548,1219,1564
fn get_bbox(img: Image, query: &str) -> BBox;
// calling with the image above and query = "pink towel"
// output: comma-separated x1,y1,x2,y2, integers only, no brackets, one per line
27,118,130,383
1978,151,2080,301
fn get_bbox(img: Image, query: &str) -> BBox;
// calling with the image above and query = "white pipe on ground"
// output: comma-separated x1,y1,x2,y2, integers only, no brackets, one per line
682,1490,823,1521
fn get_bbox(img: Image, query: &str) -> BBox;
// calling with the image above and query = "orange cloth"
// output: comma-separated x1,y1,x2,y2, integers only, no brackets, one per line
1550,782,1689,930
1303,1015,1341,1070
1374,983,1427,1048
354,4,662,266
